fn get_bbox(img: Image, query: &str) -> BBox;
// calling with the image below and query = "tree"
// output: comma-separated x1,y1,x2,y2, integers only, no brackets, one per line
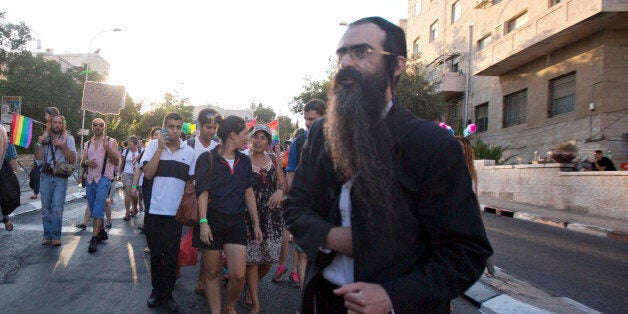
0,11,32,69
289,56,445,120
0,52,83,137
277,115,295,144
136,93,194,138
251,103,276,123
290,74,332,114
395,55,446,121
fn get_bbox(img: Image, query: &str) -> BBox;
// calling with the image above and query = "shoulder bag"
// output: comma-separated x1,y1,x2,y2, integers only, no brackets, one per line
176,151,213,226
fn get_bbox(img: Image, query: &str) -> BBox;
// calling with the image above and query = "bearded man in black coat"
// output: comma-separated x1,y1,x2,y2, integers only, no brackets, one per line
283,16,493,313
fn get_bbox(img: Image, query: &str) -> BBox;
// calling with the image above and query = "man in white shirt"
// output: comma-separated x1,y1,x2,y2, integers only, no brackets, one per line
141,112,195,312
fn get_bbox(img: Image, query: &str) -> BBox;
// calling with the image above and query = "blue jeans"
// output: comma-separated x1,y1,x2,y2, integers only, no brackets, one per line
86,178,111,219
40,173,69,240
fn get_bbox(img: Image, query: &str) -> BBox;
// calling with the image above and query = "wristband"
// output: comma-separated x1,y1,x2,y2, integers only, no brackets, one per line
131,185,137,189
199,218,208,224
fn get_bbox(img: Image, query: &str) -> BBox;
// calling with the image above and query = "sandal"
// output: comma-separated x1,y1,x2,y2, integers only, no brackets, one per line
3,218,13,231
123,215,131,221
30,195,38,199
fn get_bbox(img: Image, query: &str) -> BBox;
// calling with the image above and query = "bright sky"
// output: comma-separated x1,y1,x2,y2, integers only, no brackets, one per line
2,1,408,119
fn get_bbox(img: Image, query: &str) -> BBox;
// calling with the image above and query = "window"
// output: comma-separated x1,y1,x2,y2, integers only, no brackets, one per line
549,0,562,7
414,0,422,18
477,35,491,51
452,1,461,24
475,103,488,132
549,72,575,117
413,37,420,55
506,12,528,34
503,89,527,127
430,21,439,42
448,55,461,73
446,100,461,123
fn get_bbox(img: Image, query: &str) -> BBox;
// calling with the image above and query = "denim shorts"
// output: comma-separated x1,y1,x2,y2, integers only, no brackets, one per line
193,210,246,250
86,178,111,219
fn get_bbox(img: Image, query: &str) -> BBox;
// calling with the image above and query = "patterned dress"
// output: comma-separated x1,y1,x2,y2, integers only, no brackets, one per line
246,157,284,264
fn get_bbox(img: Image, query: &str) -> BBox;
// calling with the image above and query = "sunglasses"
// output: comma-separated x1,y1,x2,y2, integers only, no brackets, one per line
92,123,104,127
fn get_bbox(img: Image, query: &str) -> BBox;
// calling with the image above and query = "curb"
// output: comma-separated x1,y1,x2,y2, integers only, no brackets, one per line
10,182,124,217
464,267,602,313
480,204,628,241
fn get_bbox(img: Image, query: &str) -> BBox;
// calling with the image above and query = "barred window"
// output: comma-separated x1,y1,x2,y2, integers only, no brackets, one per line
475,103,488,132
503,89,527,127
549,72,575,117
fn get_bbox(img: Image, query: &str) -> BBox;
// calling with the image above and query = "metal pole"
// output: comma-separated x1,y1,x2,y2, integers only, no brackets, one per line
79,28,121,160
463,24,473,128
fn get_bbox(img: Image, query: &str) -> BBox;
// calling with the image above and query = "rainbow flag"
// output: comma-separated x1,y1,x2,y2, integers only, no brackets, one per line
10,113,34,148
267,119,279,149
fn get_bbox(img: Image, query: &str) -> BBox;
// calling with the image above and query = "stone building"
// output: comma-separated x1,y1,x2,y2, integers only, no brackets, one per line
42,49,111,80
405,0,628,166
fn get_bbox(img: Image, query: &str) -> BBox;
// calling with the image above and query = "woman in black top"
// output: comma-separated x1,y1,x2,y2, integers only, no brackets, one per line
194,116,262,314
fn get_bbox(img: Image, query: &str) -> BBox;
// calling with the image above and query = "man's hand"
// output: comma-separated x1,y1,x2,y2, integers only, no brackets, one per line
334,282,392,314
325,227,353,257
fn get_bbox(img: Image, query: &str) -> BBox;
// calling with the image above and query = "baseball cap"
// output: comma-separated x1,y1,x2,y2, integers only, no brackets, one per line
250,124,272,138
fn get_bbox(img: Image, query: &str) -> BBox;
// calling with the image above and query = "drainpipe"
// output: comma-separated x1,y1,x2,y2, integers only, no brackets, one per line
463,24,473,127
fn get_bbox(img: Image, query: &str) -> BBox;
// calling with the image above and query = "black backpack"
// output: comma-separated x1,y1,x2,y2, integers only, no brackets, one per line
0,158,21,216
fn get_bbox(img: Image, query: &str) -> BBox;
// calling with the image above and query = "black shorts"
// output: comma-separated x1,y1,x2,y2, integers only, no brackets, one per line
192,210,247,250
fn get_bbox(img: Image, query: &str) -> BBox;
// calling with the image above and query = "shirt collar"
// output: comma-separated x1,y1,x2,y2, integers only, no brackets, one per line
382,100,393,117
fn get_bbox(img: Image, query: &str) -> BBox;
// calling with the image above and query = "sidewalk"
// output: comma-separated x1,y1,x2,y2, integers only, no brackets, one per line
478,195,628,241
461,195,627,313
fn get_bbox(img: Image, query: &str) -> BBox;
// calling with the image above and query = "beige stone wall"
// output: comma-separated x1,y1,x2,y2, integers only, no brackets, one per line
476,159,628,219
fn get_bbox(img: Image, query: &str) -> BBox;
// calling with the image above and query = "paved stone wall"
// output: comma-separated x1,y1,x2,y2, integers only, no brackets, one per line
475,160,628,219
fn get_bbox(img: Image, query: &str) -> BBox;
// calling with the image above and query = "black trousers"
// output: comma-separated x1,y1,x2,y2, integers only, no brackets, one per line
303,276,347,314
144,213,182,297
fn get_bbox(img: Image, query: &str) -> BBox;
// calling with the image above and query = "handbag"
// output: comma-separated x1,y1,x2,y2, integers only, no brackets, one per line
0,158,21,216
175,151,213,226
29,163,42,190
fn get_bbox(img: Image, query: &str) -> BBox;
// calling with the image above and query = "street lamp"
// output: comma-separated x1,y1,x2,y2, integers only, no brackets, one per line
80,28,121,156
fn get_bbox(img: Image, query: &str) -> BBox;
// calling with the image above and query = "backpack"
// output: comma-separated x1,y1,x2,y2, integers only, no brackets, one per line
0,158,21,216
294,134,307,164
187,138,195,149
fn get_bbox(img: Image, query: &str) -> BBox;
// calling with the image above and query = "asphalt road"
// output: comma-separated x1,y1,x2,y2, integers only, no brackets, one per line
483,213,628,314
0,187,479,313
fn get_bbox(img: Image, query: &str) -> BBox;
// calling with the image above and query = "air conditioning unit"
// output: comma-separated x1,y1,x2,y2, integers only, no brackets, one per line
475,0,490,9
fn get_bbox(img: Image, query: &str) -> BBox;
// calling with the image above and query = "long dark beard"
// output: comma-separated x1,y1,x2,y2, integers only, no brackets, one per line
325,67,401,231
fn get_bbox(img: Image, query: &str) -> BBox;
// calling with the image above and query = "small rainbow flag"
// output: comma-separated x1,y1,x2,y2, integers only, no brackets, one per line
10,113,34,148
267,119,279,149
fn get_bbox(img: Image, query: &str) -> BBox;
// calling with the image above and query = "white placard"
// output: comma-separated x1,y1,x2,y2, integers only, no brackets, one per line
81,81,125,114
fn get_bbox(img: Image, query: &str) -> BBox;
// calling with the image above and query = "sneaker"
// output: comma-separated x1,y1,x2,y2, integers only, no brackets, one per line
76,224,87,230
96,230,109,242
41,238,51,245
289,272,299,287
272,265,287,282
105,223,112,229
51,239,62,246
88,238,97,253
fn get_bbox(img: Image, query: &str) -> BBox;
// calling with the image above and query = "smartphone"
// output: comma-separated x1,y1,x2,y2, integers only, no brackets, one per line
161,128,169,142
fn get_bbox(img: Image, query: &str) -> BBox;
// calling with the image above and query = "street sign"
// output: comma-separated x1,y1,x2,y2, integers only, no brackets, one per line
77,128,90,136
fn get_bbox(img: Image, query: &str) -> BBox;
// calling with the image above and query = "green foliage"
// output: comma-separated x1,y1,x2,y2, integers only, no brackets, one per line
556,142,577,151
136,93,194,139
277,115,295,144
251,103,276,123
289,55,445,120
395,55,446,121
473,140,511,164
0,12,32,67
290,73,332,114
